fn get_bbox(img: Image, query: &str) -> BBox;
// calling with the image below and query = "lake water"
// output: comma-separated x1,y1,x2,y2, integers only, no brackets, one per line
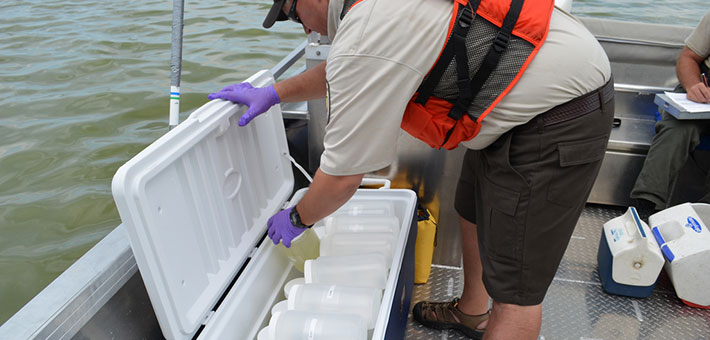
0,0,707,325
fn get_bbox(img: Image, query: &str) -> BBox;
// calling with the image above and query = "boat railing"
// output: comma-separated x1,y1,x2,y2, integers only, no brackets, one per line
272,40,309,120
270,40,307,80
0,224,136,340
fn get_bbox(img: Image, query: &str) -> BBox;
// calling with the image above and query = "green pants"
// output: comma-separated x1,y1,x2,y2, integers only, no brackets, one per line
631,112,710,209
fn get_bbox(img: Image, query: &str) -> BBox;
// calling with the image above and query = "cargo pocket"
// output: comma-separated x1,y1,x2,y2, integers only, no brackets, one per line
483,176,521,261
547,135,608,208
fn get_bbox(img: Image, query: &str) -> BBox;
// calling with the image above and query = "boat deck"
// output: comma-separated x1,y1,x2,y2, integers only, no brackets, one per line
406,205,710,340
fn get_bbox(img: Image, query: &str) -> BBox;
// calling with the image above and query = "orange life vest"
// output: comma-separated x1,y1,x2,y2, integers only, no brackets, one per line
400,0,554,149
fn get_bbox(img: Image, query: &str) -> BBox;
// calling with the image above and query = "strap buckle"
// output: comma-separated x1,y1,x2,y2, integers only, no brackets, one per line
458,6,473,28
492,31,511,53
448,102,468,121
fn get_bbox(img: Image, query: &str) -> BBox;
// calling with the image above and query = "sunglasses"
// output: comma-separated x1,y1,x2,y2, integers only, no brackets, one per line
287,0,302,24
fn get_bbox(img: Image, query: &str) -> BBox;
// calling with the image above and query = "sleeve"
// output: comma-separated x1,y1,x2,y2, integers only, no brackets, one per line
319,55,423,176
685,10,710,59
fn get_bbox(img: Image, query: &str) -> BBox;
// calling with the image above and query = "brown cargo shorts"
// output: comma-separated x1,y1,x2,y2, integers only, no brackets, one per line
455,79,615,306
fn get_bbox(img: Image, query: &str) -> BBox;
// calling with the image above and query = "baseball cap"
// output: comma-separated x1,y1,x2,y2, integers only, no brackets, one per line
263,0,288,28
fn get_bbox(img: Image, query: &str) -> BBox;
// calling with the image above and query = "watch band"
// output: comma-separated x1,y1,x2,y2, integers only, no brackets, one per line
289,206,313,229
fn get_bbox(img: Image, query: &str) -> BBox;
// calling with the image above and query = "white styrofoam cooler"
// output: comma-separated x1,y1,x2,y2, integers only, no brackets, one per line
112,70,418,339
649,203,710,307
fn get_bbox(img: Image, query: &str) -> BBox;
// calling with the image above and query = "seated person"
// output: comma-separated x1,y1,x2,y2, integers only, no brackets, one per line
631,10,710,213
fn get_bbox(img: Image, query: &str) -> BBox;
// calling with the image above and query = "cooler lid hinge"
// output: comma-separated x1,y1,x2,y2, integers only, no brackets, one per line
202,311,216,325
248,246,259,258
281,200,291,210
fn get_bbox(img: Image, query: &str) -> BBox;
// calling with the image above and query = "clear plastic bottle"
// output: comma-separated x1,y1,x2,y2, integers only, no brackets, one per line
332,200,395,217
304,253,388,290
319,231,395,269
267,310,367,340
287,283,382,329
276,228,320,272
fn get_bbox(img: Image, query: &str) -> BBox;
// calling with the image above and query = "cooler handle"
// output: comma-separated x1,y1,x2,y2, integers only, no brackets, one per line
360,178,391,189
652,225,676,262
630,207,647,239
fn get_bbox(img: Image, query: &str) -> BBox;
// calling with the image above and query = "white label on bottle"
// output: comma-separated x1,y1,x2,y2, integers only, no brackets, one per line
308,319,318,340
327,285,336,299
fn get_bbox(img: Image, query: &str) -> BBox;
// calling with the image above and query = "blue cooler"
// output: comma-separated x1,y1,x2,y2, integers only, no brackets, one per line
597,207,665,298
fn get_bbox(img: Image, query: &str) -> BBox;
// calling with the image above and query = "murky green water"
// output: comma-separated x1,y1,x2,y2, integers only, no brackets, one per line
574,0,707,26
0,0,707,325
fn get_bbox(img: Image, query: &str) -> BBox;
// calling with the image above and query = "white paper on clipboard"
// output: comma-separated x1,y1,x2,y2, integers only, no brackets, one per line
663,92,710,113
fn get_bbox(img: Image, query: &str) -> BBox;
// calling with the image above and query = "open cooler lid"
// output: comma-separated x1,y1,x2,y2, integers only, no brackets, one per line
112,70,294,340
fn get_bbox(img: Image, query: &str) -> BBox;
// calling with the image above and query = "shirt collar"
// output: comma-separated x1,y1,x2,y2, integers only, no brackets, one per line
327,0,345,41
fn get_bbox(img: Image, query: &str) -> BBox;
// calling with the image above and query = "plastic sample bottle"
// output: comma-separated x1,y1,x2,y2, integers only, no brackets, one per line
277,228,320,272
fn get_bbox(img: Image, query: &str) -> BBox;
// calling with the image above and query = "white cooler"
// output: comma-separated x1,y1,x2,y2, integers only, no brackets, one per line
597,207,665,298
649,203,710,308
112,70,418,339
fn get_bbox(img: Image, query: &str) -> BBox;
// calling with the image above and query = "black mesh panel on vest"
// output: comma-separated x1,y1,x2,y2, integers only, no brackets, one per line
426,16,534,119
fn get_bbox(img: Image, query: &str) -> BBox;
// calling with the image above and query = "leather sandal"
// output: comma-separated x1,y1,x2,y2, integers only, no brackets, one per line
412,298,488,339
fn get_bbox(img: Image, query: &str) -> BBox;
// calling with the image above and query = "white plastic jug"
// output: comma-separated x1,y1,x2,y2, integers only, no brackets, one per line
323,215,400,236
287,283,382,329
283,277,305,299
265,310,368,340
320,232,396,268
602,207,664,286
650,203,710,307
271,300,289,316
304,253,388,290
331,200,395,217
257,326,270,340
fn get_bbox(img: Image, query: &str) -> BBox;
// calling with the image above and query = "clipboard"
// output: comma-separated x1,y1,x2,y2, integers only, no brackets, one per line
654,93,710,120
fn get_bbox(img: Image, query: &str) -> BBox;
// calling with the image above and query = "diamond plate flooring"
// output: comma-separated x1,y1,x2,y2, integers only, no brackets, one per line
405,204,710,340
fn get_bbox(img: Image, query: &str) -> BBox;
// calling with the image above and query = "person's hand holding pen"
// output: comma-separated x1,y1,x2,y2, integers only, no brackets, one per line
686,72,710,103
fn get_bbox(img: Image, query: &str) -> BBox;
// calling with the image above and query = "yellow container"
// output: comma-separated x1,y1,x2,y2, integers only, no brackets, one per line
414,206,437,284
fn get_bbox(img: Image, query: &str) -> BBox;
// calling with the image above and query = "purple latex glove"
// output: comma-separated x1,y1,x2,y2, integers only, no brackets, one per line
267,206,307,248
208,82,280,126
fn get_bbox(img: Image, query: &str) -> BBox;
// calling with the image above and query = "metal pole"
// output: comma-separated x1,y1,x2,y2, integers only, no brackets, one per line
169,0,185,129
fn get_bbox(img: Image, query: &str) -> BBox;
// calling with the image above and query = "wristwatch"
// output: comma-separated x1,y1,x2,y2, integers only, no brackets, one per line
289,206,313,229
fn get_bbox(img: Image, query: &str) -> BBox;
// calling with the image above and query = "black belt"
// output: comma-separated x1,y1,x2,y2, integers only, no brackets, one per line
540,77,614,127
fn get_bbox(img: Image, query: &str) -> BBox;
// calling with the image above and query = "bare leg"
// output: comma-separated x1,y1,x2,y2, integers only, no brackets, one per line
456,217,491,329
483,301,542,340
